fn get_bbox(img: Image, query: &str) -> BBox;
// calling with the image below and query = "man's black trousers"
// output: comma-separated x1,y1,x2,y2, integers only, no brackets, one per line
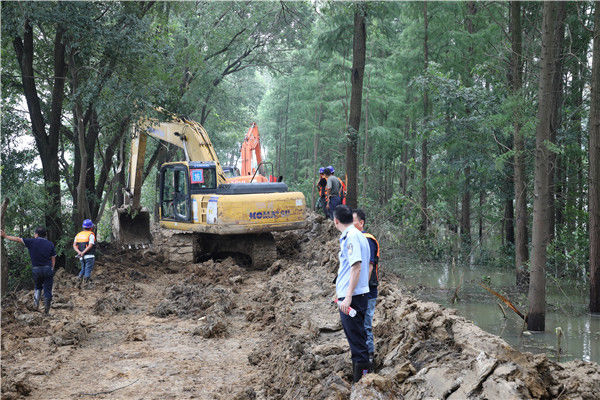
338,293,369,364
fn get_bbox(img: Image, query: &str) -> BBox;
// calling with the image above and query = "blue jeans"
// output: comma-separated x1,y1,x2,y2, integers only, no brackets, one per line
364,297,377,354
32,266,54,301
327,196,341,219
79,257,95,278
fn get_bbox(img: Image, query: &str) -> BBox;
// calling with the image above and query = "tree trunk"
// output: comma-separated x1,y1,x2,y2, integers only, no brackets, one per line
13,21,66,267
511,1,529,286
504,196,515,245
401,118,410,196
460,1,477,248
1,198,9,295
113,135,126,209
479,191,484,244
461,166,472,249
547,3,566,243
420,1,430,233
528,2,563,331
589,3,600,313
282,88,290,179
312,100,322,210
362,70,370,200
345,5,366,209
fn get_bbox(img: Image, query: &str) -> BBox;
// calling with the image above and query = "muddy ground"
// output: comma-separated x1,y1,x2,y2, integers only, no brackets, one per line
2,213,599,399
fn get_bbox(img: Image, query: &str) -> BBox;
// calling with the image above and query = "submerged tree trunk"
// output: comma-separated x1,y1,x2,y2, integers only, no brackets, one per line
511,1,529,287
589,3,600,313
528,2,563,331
345,5,366,209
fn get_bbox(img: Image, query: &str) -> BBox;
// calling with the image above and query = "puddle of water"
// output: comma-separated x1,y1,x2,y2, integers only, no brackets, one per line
388,254,600,364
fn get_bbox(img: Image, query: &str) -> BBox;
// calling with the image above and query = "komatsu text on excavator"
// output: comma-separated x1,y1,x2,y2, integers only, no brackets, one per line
112,110,306,269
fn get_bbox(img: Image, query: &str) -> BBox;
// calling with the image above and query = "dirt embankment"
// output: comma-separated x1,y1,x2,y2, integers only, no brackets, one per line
2,213,599,399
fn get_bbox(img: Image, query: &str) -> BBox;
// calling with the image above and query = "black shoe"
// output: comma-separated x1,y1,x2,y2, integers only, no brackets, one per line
44,299,51,315
352,361,371,383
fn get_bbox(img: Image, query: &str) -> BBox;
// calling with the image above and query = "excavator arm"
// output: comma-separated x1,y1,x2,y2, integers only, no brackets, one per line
115,110,227,245
240,122,262,177
125,113,227,210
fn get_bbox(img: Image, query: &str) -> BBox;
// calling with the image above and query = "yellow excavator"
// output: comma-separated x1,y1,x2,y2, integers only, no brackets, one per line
112,110,306,269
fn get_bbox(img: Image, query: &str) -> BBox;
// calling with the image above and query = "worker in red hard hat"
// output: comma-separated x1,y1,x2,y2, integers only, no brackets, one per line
73,219,96,289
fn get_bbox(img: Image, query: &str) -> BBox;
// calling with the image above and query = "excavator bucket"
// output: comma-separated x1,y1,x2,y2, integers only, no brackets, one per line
111,207,153,247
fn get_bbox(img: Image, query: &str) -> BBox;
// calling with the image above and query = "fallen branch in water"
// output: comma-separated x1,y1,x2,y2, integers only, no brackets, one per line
497,301,507,318
479,283,526,321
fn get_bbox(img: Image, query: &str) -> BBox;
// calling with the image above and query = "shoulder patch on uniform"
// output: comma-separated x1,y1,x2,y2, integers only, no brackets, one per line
347,242,353,255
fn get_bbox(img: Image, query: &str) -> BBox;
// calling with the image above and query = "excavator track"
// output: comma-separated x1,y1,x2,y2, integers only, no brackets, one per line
157,231,277,270
246,233,277,270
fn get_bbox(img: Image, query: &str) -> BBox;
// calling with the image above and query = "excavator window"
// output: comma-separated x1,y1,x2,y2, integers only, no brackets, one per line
160,165,191,221
189,167,217,191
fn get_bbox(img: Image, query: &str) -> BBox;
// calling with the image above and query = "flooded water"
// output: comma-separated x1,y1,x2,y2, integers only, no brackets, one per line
388,253,600,364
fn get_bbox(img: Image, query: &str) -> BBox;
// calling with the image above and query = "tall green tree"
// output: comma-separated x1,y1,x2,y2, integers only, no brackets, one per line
345,4,367,209
528,1,565,332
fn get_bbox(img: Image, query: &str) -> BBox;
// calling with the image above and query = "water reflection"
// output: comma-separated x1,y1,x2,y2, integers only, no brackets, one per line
389,255,600,364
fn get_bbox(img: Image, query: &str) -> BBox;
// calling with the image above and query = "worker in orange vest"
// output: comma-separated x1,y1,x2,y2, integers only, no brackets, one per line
73,219,97,289
353,209,380,363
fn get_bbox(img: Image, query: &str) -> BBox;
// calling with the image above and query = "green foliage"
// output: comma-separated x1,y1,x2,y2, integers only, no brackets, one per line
1,1,596,293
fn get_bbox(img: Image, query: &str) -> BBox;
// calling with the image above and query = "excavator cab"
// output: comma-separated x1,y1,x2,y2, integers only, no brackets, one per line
222,166,241,179
159,162,218,221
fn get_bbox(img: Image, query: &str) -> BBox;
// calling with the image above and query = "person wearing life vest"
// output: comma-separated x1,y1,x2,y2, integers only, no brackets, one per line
324,166,343,219
353,209,379,363
73,219,96,288
316,167,328,215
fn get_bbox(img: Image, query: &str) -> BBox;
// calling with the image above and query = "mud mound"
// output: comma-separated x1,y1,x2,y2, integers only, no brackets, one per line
274,231,303,258
152,284,235,318
93,292,130,315
184,258,246,285
51,321,90,346
253,256,600,399
193,315,228,338
2,214,599,400
1,371,33,399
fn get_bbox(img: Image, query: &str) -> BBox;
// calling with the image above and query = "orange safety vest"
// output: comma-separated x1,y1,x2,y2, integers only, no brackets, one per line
75,230,96,255
337,176,347,205
363,232,380,282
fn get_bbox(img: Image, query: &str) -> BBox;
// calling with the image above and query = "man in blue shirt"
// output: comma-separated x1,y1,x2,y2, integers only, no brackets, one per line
353,209,379,364
2,227,56,314
333,205,372,382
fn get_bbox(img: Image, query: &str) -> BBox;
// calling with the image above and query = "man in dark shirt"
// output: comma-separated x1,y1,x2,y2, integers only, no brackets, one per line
316,167,327,215
2,227,56,314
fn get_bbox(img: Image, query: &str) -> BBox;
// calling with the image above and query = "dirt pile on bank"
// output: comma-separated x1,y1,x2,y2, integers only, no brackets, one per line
247,214,600,400
1,212,599,400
